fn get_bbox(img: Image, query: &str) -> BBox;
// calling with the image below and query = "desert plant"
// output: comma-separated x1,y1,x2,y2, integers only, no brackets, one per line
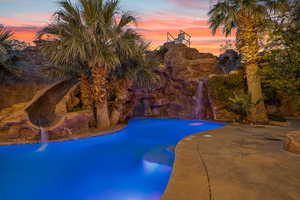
260,0,300,114
0,25,12,57
0,25,23,81
208,72,246,103
268,114,287,122
225,92,253,122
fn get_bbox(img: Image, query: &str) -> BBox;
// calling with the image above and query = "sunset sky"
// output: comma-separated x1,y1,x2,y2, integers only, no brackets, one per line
0,0,235,55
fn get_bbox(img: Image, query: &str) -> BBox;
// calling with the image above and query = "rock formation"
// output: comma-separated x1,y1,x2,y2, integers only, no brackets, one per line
285,131,300,154
0,46,54,110
25,79,78,127
0,79,92,144
0,80,48,110
218,49,242,74
0,44,257,137
125,44,222,120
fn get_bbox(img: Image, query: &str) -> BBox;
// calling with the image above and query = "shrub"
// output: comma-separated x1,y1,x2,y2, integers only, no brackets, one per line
268,114,287,122
208,72,246,103
225,92,252,122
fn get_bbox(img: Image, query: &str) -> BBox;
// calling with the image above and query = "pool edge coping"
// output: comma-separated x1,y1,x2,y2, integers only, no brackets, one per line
0,124,128,146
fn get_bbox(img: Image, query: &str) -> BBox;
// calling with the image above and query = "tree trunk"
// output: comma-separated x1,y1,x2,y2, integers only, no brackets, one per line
79,74,92,109
95,97,110,128
110,79,130,126
110,109,122,125
91,65,110,129
245,63,268,122
237,13,268,123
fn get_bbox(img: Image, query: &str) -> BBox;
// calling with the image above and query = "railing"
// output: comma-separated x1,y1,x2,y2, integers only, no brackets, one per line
166,30,191,47
178,30,191,47
167,32,176,43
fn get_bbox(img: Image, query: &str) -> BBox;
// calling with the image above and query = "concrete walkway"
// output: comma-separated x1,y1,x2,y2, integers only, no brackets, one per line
162,121,300,200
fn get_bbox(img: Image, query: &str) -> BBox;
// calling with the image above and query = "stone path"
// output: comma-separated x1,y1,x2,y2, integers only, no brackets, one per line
162,121,300,200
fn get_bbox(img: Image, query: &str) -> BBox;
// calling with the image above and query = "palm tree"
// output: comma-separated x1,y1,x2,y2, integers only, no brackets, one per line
0,25,23,81
208,0,284,123
38,0,138,129
0,25,14,78
0,25,12,56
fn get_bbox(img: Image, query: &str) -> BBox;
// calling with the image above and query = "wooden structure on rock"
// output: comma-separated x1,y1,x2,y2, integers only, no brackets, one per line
166,30,191,47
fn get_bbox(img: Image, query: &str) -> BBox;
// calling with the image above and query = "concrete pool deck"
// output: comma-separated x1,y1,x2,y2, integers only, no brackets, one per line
162,120,300,200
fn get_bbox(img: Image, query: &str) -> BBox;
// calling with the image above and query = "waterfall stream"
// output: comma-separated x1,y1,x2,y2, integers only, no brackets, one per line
194,81,206,120
37,128,48,152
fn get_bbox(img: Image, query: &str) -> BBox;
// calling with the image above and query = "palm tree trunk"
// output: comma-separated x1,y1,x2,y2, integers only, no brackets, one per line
79,74,91,109
110,109,122,125
110,79,130,125
245,63,268,122
237,14,268,123
91,65,110,129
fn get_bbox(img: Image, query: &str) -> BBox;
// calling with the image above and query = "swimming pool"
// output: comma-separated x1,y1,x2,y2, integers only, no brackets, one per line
0,118,223,200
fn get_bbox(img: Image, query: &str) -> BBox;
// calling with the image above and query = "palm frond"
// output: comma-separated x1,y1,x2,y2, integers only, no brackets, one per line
208,1,238,36
37,0,140,82
208,0,286,37
0,25,13,56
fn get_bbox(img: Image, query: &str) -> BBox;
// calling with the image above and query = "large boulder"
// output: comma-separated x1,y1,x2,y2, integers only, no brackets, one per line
284,131,300,154
48,111,92,140
218,49,242,74
0,103,40,143
164,43,222,81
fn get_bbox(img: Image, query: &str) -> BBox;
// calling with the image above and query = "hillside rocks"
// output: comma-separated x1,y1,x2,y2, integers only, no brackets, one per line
126,44,222,120
0,80,48,110
164,43,222,81
0,46,53,110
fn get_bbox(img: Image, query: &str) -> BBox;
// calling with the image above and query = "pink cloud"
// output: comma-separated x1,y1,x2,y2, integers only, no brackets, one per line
1,11,235,55
0,16,31,27
0,12,51,27
168,0,210,9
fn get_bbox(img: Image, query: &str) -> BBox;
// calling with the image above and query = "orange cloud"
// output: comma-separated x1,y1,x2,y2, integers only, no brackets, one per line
2,12,236,55
135,13,236,54
12,31,36,41
5,26,41,42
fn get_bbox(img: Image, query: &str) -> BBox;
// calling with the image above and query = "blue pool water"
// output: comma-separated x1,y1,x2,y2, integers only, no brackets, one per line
0,118,223,200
